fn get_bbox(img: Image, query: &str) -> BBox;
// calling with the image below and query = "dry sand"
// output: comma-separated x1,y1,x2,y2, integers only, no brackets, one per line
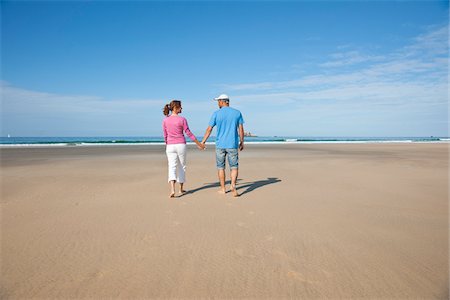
1,143,448,299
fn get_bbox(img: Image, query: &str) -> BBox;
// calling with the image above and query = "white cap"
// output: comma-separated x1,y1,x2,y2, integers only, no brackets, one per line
213,94,230,101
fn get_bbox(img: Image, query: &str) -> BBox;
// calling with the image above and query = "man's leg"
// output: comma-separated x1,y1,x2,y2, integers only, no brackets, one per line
218,169,226,194
230,168,239,197
216,148,227,194
228,149,240,197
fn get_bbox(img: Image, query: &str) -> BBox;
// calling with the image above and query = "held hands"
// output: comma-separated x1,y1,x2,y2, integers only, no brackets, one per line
197,142,206,151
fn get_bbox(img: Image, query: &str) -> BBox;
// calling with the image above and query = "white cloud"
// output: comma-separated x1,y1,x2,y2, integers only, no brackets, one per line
220,25,447,104
0,82,169,136
0,82,214,136
1,81,165,115
216,25,448,136
319,51,385,68
406,25,449,56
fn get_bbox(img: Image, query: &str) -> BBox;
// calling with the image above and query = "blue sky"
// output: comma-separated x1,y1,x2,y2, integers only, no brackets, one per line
1,0,448,137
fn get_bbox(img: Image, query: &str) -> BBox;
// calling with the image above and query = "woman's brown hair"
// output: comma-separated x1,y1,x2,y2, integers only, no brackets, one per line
163,100,182,116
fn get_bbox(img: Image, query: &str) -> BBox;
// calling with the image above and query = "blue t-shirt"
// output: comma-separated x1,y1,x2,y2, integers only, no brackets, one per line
209,107,244,149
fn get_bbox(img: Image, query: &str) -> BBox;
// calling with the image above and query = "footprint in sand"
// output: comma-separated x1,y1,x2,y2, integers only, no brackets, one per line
93,271,105,279
234,249,256,259
236,221,247,228
272,250,293,261
321,270,333,277
142,234,153,242
287,270,316,284
265,235,274,241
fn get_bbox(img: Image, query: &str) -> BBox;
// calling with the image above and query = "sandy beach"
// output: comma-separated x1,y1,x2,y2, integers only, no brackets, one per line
1,143,448,299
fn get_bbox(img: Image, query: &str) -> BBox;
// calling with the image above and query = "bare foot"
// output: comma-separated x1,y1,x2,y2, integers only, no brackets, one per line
179,190,187,196
169,192,175,198
230,185,239,197
217,189,226,194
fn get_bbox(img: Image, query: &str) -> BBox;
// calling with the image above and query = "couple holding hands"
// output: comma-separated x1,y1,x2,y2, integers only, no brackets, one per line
162,94,245,198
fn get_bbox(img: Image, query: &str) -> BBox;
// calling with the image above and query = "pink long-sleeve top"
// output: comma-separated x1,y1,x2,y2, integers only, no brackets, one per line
162,115,196,145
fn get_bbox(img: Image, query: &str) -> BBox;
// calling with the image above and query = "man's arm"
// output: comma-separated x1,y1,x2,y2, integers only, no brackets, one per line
239,124,244,151
201,126,213,144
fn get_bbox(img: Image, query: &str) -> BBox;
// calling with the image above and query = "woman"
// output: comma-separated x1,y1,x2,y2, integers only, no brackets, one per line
162,100,205,198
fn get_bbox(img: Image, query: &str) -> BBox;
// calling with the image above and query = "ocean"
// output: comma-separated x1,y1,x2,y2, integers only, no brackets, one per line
0,136,448,147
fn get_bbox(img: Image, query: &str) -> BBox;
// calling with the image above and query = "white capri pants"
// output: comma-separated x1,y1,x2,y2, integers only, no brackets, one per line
165,143,187,183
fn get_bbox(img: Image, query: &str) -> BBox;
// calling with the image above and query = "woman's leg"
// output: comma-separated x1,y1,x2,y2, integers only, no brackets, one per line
169,180,176,198
166,145,178,197
176,144,187,193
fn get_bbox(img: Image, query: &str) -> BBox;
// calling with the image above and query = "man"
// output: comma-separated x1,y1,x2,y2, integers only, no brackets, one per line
201,94,245,197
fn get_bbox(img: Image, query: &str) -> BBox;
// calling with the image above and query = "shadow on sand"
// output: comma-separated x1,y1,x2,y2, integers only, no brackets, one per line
184,177,281,196
235,177,281,196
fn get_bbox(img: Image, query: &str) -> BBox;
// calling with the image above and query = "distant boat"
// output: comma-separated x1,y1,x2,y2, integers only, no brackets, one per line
7,134,11,138
244,131,257,137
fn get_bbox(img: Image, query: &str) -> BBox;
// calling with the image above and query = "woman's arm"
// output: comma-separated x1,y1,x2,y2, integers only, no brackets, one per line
162,120,168,144
193,138,205,150
183,118,205,150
